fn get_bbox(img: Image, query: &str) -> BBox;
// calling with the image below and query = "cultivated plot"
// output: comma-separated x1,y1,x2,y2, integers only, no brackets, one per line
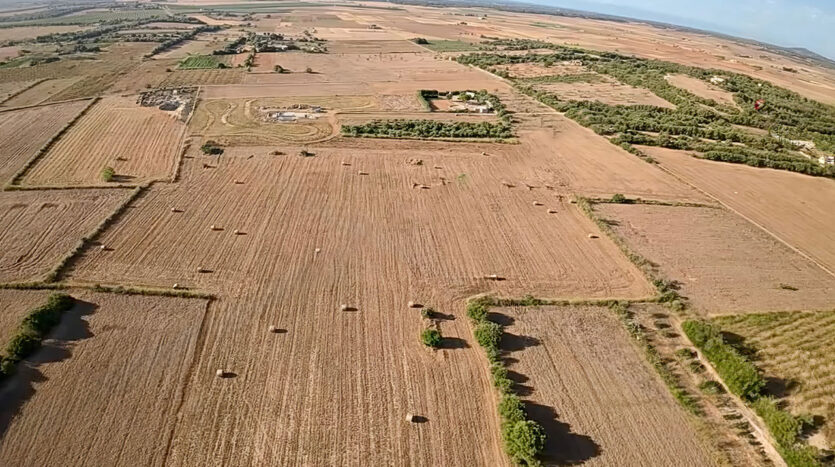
0,100,89,184
595,204,835,314
644,146,835,274
499,305,717,466
0,78,81,108
0,189,130,282
0,289,50,346
22,96,186,187
713,310,835,448
0,292,207,466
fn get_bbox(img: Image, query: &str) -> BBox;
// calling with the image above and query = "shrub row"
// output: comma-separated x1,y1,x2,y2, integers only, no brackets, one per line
341,119,513,140
683,320,821,466
0,293,74,381
466,297,546,466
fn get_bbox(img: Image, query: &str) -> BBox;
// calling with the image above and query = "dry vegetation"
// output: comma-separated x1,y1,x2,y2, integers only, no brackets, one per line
0,2,832,466
0,189,130,282
498,305,717,465
713,311,835,448
595,204,835,314
22,97,186,187
0,292,208,465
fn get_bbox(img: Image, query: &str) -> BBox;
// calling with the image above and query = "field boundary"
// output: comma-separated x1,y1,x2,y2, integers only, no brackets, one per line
0,281,216,300
170,86,201,183
653,162,835,280
4,97,99,188
44,184,146,283
0,78,47,106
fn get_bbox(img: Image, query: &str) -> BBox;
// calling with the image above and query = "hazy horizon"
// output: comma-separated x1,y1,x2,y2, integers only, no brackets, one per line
518,0,835,60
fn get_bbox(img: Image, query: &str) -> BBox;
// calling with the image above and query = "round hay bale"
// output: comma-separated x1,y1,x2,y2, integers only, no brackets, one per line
547,209,558,214
100,244,107,250
407,300,415,308
588,233,599,239
341,161,351,166
314,248,321,253
233,229,240,235
216,369,225,377
268,325,277,333
358,171,369,175
172,283,179,289
210,225,216,230
533,201,543,206
340,304,349,311
171,207,177,212
406,413,415,423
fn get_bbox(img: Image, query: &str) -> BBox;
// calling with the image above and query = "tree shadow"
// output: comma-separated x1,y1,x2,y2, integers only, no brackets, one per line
0,299,96,437
525,403,601,466
764,376,800,398
719,331,759,360
487,312,514,326
111,174,135,183
439,337,469,350
501,332,540,352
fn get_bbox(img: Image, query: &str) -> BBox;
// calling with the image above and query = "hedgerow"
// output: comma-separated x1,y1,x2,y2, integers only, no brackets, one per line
0,293,74,381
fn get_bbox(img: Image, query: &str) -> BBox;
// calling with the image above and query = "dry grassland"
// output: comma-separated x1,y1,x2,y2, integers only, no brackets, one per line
500,305,717,466
0,189,130,282
0,292,208,466
0,26,88,42
0,78,81,108
0,100,89,184
713,310,835,447
326,39,426,54
643,146,835,274
0,80,35,102
22,97,185,187
535,80,675,108
494,62,588,78
665,74,738,107
596,204,835,314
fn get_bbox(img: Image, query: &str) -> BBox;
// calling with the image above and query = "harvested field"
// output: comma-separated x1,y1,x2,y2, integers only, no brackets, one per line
643,146,835,274
0,189,129,282
535,80,675,108
595,204,835,314
22,96,186,187
665,74,738,107
0,25,87,42
713,310,835,447
0,77,81,108
326,39,425,54
63,148,652,464
190,97,343,145
0,80,36,103
0,292,207,465
0,289,50,347
67,151,652,299
0,100,89,184
161,68,245,87
499,305,717,465
0,46,19,60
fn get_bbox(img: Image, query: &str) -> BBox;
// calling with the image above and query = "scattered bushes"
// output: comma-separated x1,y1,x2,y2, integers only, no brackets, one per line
610,193,629,203
411,37,429,45
100,166,115,182
420,328,441,348
200,140,224,155
474,320,502,350
0,293,74,381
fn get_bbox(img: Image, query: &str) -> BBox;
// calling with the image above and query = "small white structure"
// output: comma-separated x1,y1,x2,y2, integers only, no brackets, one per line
709,76,726,85
819,156,835,166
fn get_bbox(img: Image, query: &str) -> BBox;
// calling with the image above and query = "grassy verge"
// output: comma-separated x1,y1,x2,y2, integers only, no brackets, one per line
0,293,74,381
683,320,822,466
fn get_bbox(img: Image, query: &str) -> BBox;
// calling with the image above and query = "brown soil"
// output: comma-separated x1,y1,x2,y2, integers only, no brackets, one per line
0,78,81,108
499,305,718,465
0,292,208,466
643,146,835,274
596,203,835,314
0,189,130,282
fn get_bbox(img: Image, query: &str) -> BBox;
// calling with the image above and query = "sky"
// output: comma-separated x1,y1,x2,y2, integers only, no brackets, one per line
520,0,835,59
